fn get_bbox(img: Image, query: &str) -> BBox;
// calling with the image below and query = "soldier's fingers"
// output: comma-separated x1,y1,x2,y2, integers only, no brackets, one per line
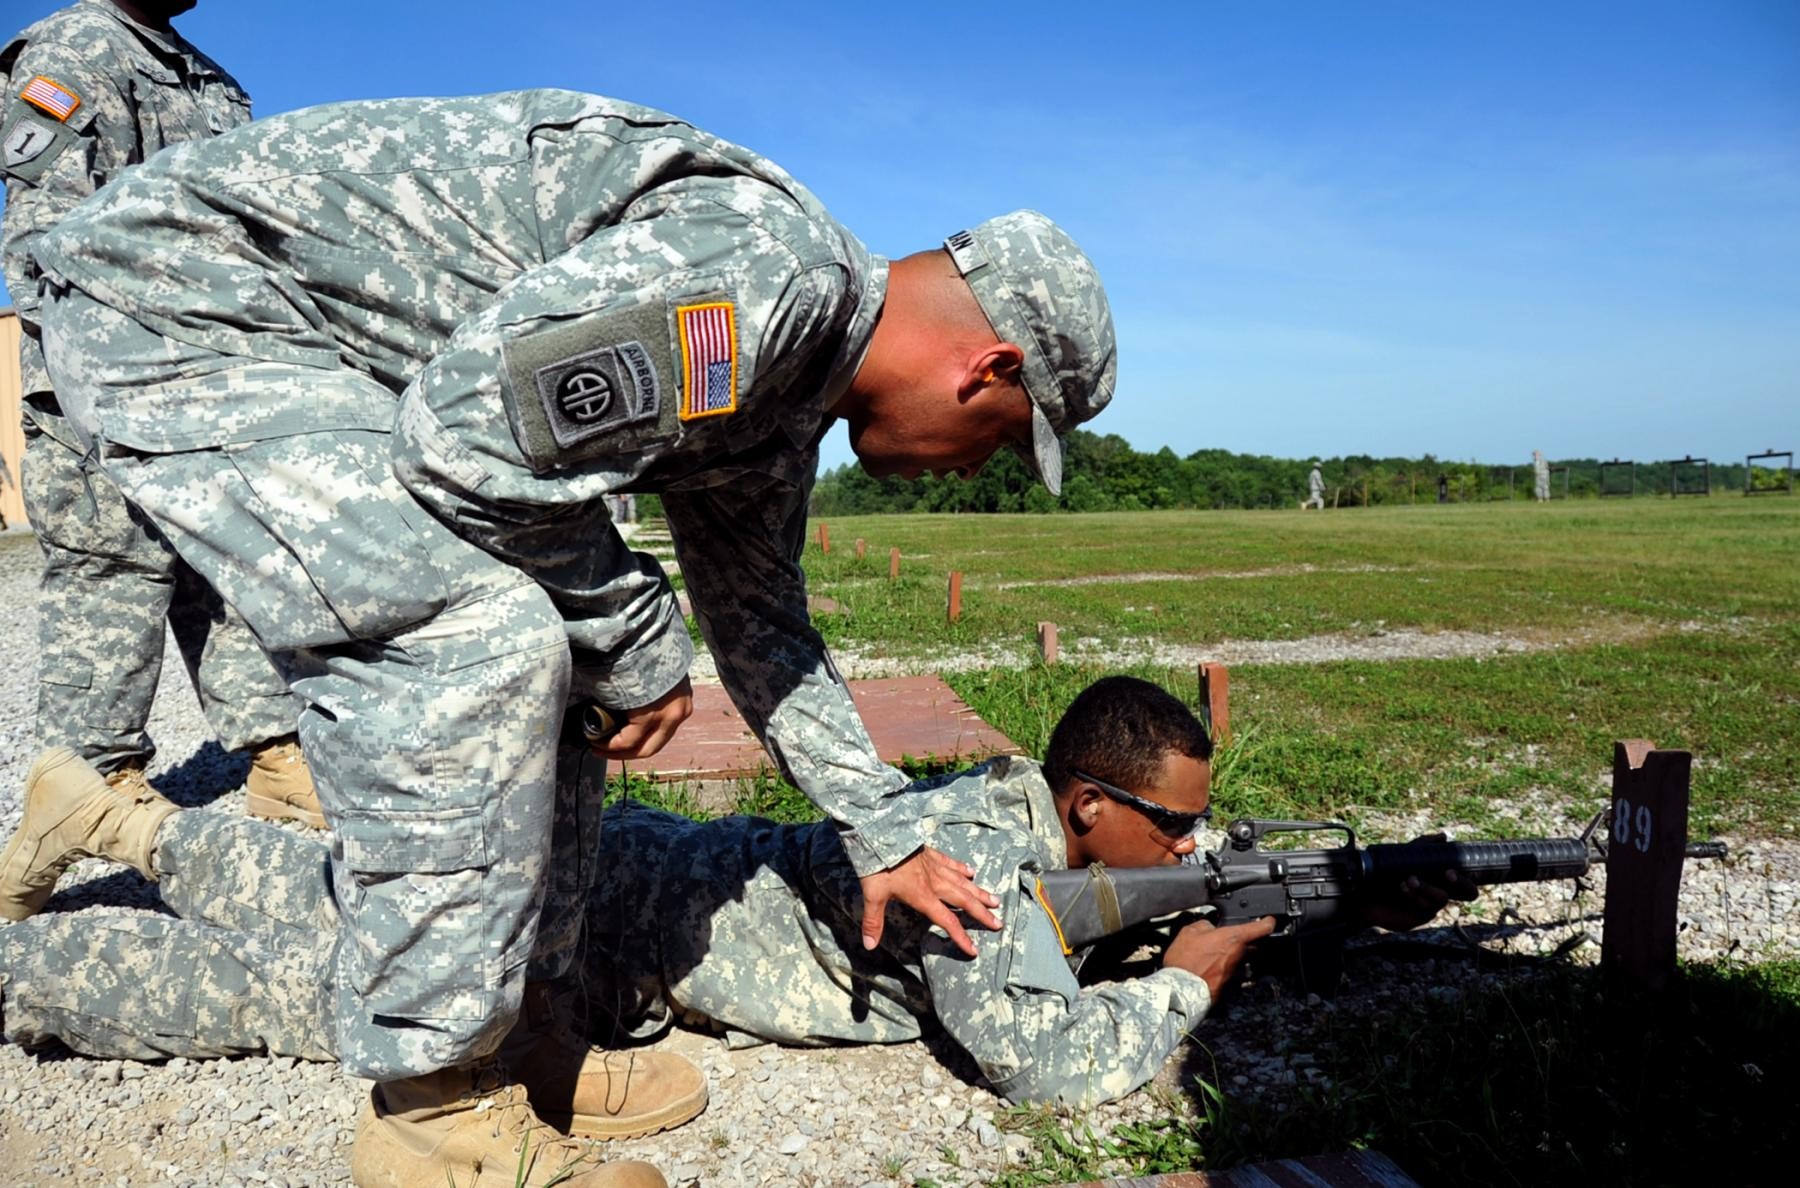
933,880,1001,932
859,882,892,951
917,899,979,958
922,848,1001,912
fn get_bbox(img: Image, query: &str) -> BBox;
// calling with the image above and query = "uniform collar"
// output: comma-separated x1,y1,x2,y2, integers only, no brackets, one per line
984,755,1070,873
812,243,889,430
86,0,207,70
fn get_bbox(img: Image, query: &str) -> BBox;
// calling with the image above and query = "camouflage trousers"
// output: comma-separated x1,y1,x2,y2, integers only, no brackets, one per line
39,287,603,1081
19,403,296,773
0,811,338,1061
0,726,607,1064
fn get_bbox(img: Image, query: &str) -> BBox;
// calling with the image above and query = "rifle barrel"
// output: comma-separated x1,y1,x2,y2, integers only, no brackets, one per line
1363,837,1593,885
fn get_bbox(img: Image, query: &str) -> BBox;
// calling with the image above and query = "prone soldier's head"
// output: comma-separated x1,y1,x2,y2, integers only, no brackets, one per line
1042,676,1214,870
838,211,1115,495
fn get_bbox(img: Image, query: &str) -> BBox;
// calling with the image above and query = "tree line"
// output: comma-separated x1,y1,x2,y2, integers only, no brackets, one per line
807,430,1789,515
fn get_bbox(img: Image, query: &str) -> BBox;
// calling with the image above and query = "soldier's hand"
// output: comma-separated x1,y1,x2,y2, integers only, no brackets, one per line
590,678,694,761
1162,916,1277,996
1360,832,1480,931
860,846,1002,957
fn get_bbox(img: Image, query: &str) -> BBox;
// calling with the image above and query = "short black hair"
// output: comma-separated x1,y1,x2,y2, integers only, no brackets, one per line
1041,675,1213,796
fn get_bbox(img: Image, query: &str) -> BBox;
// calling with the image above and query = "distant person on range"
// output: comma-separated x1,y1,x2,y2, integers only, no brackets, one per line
1,0,319,826
1302,460,1326,509
27,89,1115,1187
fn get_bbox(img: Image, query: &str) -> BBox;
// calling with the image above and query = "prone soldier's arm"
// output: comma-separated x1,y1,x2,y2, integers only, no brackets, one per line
921,859,1212,1107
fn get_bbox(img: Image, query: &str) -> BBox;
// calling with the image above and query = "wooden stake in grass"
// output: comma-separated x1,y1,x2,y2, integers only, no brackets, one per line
1198,661,1231,746
889,547,900,580
818,522,830,554
855,538,866,560
1602,738,1692,995
947,571,962,623
1037,621,1058,665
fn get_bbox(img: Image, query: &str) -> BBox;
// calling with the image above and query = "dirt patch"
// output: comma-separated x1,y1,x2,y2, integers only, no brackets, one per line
988,562,1407,590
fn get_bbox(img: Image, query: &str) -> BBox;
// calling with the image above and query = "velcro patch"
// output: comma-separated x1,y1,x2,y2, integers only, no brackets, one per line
676,301,739,420
534,340,661,447
19,76,80,122
1,106,78,183
501,302,675,472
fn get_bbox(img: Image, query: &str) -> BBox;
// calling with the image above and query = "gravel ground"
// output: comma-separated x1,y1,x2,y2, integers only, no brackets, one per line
1,527,1795,1187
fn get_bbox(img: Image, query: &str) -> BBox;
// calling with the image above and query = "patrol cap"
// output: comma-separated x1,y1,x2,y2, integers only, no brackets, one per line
944,210,1116,496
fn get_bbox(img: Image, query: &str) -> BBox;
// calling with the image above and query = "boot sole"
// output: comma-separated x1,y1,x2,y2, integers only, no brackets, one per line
0,748,87,922
245,792,328,830
547,1090,707,1141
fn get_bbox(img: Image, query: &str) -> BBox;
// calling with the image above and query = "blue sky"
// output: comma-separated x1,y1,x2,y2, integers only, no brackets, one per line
4,0,1795,469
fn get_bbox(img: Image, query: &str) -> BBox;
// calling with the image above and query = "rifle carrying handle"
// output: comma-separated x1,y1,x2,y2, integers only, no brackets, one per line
581,705,622,744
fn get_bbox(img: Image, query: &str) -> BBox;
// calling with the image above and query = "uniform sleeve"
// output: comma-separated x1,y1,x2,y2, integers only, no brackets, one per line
2,40,129,337
662,472,918,875
921,856,1213,1107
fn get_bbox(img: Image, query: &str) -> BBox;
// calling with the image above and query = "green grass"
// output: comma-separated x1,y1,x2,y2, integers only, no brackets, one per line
793,499,1799,839
632,498,1797,1186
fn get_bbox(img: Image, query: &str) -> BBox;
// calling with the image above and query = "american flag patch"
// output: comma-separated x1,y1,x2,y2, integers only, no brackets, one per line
676,301,738,420
19,76,81,122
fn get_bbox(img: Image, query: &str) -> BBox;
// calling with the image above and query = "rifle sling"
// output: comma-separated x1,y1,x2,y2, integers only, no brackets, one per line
1088,861,1124,936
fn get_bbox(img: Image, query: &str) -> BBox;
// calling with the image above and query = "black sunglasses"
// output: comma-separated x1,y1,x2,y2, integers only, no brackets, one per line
1070,768,1212,837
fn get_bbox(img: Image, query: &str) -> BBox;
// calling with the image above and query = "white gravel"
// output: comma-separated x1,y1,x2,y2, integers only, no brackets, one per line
1,527,1794,1187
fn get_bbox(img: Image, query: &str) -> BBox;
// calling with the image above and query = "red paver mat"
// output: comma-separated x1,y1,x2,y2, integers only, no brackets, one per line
633,676,1022,781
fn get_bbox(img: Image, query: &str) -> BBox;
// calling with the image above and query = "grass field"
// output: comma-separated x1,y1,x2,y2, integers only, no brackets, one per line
795,496,1799,840
769,495,1800,1186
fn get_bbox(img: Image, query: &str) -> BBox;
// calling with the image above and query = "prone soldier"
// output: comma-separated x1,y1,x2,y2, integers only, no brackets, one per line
0,678,1465,1111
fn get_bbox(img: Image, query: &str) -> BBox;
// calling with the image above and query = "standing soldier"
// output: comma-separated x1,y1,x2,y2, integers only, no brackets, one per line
1303,459,1325,509
1,1,318,824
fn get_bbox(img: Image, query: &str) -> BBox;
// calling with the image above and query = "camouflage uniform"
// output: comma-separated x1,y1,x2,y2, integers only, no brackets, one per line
1,0,296,773
29,91,930,1081
0,758,1211,1106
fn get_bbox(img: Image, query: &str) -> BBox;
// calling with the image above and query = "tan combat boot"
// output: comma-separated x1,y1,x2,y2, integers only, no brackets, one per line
350,1062,667,1188
0,748,179,922
506,983,708,1140
245,735,326,829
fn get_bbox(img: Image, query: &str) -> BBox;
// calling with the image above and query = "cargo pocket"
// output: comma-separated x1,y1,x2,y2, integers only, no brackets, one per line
37,653,93,693
38,917,201,1042
332,807,498,1023
219,430,454,643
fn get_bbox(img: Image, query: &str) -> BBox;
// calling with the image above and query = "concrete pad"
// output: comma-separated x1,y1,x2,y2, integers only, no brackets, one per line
633,676,1022,781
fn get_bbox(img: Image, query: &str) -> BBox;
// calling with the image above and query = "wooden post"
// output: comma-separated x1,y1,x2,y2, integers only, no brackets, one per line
888,547,900,580
1197,662,1231,747
817,522,830,554
854,537,866,560
1036,621,1058,665
946,571,962,623
1602,738,1692,994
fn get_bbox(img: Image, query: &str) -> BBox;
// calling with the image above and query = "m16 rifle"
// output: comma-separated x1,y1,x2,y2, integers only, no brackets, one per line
1034,813,1728,990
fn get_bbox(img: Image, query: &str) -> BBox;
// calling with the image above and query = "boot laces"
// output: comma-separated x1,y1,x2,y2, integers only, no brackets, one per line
463,1064,598,1169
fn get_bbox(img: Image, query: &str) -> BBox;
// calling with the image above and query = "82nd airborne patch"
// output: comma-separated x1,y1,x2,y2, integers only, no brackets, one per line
532,340,662,449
